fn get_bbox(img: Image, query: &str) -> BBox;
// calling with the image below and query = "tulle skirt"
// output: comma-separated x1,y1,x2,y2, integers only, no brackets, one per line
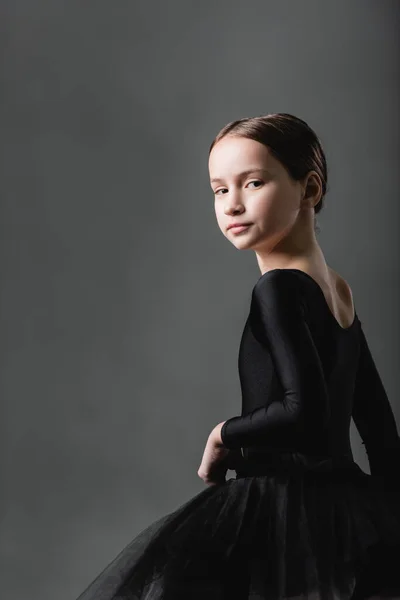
75,451,400,600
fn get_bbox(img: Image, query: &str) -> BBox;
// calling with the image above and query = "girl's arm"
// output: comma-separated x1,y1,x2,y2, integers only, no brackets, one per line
220,270,330,450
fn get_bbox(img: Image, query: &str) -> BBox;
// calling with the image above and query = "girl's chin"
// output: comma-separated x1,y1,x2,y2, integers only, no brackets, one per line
231,239,255,250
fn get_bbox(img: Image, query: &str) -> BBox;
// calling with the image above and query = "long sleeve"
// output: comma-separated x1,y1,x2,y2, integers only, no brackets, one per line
352,322,400,480
221,270,330,450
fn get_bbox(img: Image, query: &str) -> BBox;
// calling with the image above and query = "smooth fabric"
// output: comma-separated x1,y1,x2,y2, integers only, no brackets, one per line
75,268,400,599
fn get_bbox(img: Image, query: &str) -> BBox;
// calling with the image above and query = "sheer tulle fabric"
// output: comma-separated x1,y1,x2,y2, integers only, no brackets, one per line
75,454,400,600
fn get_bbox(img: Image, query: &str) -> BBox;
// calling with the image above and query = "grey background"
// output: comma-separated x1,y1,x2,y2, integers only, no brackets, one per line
1,1,399,598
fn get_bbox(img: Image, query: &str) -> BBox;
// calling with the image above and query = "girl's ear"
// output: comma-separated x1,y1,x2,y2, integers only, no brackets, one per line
302,171,322,209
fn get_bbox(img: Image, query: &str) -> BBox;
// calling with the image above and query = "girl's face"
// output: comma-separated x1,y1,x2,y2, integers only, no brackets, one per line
208,135,305,252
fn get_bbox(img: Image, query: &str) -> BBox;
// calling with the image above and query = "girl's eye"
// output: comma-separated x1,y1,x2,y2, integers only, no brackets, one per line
248,180,262,189
214,180,262,195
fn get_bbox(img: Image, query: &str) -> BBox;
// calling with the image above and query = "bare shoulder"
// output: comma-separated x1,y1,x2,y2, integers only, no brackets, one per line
296,263,355,328
328,267,354,301
328,267,356,327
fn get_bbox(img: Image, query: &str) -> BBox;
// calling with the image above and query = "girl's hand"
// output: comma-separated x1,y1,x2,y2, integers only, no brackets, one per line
197,422,237,486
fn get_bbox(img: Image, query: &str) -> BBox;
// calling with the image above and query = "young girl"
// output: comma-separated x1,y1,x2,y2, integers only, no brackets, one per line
75,113,400,599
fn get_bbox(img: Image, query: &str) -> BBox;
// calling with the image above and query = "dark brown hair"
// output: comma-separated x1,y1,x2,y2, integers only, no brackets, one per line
209,113,328,234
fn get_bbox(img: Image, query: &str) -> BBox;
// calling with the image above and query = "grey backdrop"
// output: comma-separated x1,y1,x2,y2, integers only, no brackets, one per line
1,1,399,599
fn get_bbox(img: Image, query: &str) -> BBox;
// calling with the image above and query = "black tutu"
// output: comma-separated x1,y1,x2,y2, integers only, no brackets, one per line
75,452,400,600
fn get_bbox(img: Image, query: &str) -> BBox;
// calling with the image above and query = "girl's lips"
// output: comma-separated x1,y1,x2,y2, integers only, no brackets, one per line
229,224,252,233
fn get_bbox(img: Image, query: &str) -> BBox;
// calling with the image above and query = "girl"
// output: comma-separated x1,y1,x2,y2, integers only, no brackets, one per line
75,113,400,599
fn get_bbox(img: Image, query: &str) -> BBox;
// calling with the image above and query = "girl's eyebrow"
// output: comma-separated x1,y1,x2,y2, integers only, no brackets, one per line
210,168,270,185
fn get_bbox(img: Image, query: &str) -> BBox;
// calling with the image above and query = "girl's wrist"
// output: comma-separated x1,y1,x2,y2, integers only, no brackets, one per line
211,421,226,447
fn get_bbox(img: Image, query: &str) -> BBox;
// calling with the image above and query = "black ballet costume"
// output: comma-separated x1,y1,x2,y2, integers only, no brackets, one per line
75,268,400,600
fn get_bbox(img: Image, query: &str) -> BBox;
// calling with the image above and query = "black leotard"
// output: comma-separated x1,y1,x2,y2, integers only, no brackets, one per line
220,269,400,476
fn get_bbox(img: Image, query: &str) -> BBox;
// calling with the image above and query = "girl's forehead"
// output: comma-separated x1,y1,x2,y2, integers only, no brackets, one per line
210,137,274,165
209,140,278,180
